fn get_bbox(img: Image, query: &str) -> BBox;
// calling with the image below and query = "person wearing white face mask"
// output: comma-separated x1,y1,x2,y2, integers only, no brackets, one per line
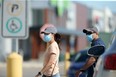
35,24,61,77
75,26,105,77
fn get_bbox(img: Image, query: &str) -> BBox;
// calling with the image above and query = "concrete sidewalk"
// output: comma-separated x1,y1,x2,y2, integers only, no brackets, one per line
0,60,65,67
0,60,67,77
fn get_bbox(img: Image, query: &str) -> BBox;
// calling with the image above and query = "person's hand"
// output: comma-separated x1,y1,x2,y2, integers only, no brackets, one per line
35,72,41,77
35,74,40,77
75,70,82,77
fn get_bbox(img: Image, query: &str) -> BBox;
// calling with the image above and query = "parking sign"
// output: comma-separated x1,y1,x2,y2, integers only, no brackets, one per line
1,0,28,39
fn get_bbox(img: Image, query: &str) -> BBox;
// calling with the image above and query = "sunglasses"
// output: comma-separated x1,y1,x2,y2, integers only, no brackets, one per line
86,31,96,35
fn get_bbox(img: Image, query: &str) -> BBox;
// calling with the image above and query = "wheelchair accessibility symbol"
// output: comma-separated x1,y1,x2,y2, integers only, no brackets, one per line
6,17,22,33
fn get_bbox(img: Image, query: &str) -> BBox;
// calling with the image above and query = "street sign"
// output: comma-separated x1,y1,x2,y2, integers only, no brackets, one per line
1,0,28,39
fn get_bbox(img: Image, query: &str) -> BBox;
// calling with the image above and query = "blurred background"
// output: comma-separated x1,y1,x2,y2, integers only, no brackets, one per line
0,0,116,77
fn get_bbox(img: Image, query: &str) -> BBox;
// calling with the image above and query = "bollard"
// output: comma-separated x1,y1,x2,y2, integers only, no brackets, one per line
65,51,70,75
7,52,22,77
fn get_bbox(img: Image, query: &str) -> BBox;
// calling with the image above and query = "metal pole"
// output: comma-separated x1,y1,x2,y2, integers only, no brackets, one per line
12,39,18,53
7,39,22,77
16,39,19,53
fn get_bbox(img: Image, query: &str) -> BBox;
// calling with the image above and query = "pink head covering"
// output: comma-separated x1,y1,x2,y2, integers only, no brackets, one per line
40,24,55,40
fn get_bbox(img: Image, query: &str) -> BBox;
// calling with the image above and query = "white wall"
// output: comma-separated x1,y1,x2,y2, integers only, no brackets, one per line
31,0,49,9
104,7,114,32
27,0,33,27
0,1,1,33
66,3,77,30
92,9,105,32
92,8,115,33
0,1,12,62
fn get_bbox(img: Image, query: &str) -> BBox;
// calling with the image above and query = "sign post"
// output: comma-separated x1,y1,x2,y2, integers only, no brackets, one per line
1,0,28,51
1,0,28,77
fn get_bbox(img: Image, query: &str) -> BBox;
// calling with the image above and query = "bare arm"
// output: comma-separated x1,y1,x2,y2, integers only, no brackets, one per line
80,56,96,70
75,56,96,77
40,53,57,74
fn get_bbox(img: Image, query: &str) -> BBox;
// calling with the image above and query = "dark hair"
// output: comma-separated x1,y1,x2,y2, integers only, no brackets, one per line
54,33,61,50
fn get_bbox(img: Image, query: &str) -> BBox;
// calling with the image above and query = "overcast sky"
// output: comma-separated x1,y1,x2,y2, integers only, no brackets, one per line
73,0,116,14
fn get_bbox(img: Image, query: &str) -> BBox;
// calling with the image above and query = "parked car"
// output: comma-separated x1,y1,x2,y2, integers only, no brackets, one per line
93,32,116,77
67,49,89,77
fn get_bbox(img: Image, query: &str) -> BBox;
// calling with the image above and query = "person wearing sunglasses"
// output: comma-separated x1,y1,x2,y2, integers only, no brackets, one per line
35,24,61,77
75,26,105,77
